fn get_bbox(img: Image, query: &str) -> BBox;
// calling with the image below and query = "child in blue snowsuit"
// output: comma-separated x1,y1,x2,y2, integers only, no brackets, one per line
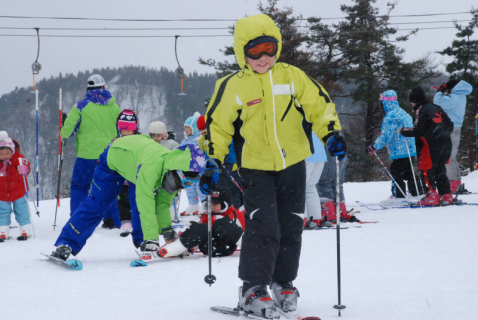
369,90,422,203
179,112,205,215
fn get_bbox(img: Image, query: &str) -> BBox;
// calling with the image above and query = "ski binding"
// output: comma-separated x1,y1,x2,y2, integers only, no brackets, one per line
211,306,320,320
41,253,83,270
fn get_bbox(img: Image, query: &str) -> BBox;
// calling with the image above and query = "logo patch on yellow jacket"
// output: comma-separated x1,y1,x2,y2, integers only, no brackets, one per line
247,99,262,107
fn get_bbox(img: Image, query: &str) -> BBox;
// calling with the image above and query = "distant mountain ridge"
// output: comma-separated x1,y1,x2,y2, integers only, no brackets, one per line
0,65,217,201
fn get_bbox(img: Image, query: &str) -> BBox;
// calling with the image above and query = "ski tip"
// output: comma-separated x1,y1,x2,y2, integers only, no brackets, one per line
130,260,148,267
65,259,83,270
302,317,321,320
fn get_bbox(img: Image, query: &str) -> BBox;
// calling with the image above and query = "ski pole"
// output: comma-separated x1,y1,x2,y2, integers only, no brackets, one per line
405,140,420,200
204,191,216,286
371,151,408,199
172,194,180,223
53,139,66,230
19,158,39,217
35,89,40,207
222,165,243,193
57,88,62,207
333,157,346,316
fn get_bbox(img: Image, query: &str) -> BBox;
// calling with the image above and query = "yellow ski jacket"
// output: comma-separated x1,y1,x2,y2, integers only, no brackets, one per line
205,14,342,171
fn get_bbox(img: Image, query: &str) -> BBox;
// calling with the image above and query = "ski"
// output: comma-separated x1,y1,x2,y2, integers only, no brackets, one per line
131,249,240,267
278,309,321,320
0,236,13,242
41,253,83,270
210,306,321,320
356,200,478,210
304,226,350,230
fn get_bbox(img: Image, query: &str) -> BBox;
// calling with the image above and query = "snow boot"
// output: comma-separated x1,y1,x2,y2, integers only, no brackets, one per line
101,218,119,229
450,180,461,193
159,239,189,258
0,225,10,242
51,244,72,261
180,204,199,216
270,281,299,312
17,224,32,241
320,200,336,222
440,193,454,206
417,190,440,206
238,285,278,319
120,222,133,237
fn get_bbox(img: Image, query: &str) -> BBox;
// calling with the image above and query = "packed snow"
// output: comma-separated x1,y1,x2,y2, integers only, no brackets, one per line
2,173,478,320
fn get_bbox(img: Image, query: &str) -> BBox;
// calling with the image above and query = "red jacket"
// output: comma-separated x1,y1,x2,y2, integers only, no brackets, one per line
200,205,245,230
0,140,31,202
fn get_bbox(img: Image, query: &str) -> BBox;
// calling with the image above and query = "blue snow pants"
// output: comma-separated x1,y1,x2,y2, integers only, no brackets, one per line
70,157,120,227
128,182,144,247
0,196,30,226
55,149,126,254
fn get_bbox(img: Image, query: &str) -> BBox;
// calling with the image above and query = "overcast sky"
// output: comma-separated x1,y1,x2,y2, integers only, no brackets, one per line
0,0,476,96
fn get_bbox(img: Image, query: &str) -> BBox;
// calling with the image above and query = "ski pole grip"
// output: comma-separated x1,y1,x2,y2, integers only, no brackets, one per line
203,168,214,177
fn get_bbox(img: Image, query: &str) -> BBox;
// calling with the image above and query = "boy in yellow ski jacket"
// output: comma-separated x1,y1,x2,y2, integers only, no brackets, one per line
202,14,347,317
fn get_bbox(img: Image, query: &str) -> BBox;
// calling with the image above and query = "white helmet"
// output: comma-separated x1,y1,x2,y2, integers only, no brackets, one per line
87,74,106,88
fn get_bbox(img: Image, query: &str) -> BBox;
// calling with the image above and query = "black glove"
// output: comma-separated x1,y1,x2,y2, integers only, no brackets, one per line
61,112,67,127
199,159,223,195
162,227,178,243
327,132,347,161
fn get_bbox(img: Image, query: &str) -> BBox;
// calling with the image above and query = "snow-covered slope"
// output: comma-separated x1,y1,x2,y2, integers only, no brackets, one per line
1,176,478,320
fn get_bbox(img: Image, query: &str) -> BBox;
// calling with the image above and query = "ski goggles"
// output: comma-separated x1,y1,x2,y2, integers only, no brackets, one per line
244,42,278,60
177,170,200,188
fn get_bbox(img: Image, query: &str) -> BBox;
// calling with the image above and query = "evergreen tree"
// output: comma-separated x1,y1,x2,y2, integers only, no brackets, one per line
438,9,478,171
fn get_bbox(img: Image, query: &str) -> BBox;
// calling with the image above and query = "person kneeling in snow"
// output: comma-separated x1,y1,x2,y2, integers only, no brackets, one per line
50,135,205,261
159,183,244,259
0,131,32,241
368,90,424,205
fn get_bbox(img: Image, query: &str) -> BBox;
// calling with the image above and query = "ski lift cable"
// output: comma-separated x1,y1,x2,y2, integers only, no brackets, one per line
0,26,466,39
0,19,472,31
0,11,474,22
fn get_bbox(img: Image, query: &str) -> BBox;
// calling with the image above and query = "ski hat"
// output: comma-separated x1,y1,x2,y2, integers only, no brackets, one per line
211,181,232,210
184,112,201,136
197,116,206,133
409,86,426,103
177,143,206,173
379,90,399,113
117,109,139,133
0,131,15,156
149,121,167,135
87,74,106,88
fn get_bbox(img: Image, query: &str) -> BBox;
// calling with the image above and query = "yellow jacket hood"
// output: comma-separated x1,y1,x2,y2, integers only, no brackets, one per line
234,14,282,69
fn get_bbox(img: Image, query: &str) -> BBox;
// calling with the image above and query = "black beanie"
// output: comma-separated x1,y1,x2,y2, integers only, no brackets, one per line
446,79,459,91
211,180,232,210
409,86,426,103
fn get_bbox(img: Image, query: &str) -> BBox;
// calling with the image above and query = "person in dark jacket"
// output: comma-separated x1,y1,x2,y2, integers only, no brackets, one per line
399,86,454,206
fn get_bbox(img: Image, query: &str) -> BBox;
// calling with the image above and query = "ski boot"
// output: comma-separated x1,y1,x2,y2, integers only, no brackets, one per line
450,180,461,193
320,199,336,222
159,239,189,258
180,204,199,216
416,190,440,206
238,285,279,319
101,218,119,229
440,193,455,206
51,244,73,261
17,224,32,241
270,281,299,312
120,222,133,237
0,225,9,242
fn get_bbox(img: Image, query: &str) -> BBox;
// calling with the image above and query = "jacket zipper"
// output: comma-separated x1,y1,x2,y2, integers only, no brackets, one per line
269,70,286,169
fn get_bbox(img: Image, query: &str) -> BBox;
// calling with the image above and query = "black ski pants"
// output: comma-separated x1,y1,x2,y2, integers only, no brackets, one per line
390,158,422,198
238,161,305,285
